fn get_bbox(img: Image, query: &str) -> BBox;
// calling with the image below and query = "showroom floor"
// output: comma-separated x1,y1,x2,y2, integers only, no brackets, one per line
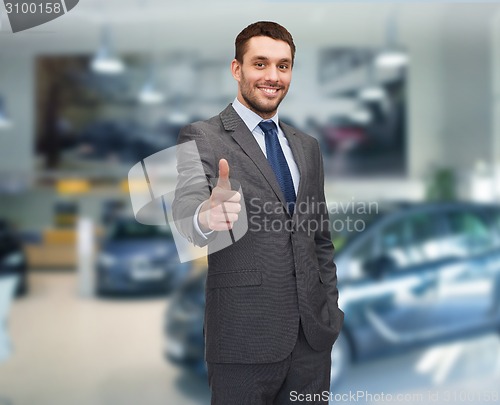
0,272,210,405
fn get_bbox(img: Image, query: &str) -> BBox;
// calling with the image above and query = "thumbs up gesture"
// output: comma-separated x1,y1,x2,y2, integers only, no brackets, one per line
198,159,242,232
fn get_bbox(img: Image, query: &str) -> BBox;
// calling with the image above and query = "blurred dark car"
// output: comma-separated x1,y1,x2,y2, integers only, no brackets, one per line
165,268,207,375
164,202,500,388
0,219,28,297
96,217,190,296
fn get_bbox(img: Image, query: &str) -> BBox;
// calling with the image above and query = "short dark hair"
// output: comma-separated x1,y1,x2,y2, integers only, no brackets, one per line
235,21,296,66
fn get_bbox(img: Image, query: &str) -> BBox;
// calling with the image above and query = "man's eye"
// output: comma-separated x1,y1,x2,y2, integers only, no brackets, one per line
255,63,265,68
279,65,289,70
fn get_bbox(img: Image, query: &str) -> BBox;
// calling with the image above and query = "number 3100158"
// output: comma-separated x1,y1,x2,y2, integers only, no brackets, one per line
5,2,62,14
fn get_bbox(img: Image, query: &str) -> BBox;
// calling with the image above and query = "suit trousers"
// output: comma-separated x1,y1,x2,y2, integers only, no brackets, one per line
207,319,332,405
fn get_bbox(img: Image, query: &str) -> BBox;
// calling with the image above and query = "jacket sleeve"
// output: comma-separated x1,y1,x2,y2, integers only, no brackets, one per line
172,123,218,247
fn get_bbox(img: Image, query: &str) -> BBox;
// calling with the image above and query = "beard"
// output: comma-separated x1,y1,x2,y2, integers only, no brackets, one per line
239,72,289,117
241,89,284,116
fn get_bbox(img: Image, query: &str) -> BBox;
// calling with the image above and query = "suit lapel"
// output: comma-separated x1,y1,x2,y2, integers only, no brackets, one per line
220,105,306,217
280,121,307,218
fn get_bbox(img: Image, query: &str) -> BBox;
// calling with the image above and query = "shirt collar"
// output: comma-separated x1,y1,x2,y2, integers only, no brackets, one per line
232,97,280,133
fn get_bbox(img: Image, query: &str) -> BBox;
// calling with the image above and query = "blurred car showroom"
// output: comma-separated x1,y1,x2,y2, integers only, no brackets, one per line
1,1,500,404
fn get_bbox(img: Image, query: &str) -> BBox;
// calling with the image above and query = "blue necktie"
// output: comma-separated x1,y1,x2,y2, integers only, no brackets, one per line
258,120,296,216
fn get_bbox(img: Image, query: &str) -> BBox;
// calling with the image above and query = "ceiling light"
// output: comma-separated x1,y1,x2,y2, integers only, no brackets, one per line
358,53,386,102
376,50,408,69
377,8,409,69
90,26,125,75
359,86,386,101
138,61,165,105
349,107,372,124
138,81,165,105
90,51,125,75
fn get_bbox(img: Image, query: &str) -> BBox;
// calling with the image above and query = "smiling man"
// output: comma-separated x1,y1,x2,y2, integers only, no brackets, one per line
173,21,344,404
232,34,292,119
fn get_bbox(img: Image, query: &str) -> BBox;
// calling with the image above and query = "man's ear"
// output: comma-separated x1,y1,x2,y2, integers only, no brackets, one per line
231,59,241,82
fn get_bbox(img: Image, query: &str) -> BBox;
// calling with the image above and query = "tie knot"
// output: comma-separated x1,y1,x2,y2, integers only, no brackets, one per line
258,120,277,135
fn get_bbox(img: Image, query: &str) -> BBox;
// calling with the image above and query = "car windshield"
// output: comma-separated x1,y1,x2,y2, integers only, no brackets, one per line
108,220,173,240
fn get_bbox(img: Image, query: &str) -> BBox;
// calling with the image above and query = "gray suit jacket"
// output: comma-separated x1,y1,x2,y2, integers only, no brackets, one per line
172,104,344,364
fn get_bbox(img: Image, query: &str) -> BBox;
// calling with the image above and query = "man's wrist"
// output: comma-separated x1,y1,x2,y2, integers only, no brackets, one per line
194,200,214,238
198,200,212,232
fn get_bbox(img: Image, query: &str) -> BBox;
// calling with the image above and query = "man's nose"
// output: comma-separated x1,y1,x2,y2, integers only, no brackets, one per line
264,66,279,82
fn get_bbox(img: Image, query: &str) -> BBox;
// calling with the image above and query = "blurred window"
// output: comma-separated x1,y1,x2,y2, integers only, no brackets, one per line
349,237,375,279
410,213,436,242
379,218,411,270
378,211,445,270
442,210,492,256
406,212,443,264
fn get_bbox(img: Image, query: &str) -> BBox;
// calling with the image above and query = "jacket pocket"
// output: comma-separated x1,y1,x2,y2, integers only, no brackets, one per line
206,270,262,289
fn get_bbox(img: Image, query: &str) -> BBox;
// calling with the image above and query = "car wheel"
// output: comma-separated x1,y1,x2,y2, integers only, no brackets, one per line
330,332,351,391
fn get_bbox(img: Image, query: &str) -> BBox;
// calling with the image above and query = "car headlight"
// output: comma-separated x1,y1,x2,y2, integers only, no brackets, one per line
99,253,117,267
2,252,24,267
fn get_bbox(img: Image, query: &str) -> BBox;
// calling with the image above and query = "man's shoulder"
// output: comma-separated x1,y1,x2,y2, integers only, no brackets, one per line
181,105,234,134
180,113,223,135
280,120,320,148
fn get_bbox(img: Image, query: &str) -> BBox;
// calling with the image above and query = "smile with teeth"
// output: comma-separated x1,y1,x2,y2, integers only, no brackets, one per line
259,87,279,95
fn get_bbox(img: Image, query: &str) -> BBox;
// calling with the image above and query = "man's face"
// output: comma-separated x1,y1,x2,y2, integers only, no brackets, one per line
231,36,293,119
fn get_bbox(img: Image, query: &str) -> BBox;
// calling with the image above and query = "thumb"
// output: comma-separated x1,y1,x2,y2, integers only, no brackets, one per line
217,158,231,190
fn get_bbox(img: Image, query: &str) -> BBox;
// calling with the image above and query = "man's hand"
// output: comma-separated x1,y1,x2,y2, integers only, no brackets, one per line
198,159,242,232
